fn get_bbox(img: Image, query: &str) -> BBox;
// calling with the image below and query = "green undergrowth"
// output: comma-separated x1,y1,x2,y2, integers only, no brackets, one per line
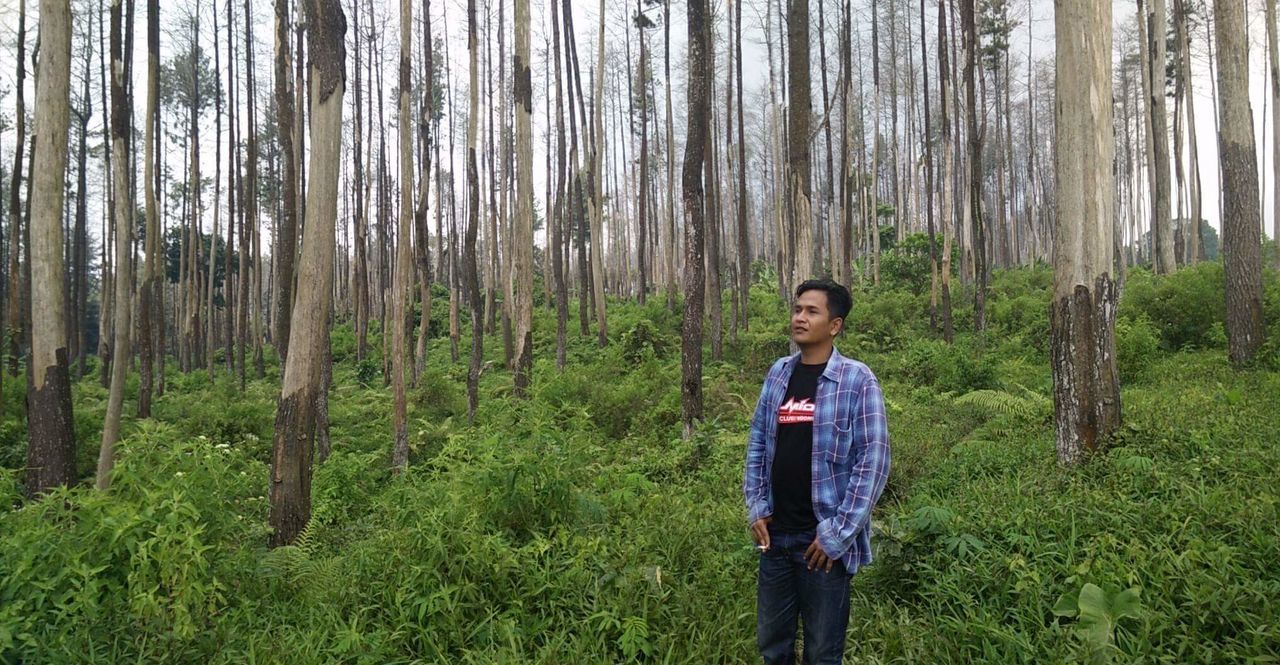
2,263,1278,663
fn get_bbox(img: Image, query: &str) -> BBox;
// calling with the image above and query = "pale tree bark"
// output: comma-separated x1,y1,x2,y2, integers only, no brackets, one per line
208,0,223,381
586,0,607,348
270,0,345,547
962,0,987,330
551,0,567,369
26,0,76,498
391,0,413,470
513,0,535,393
664,1,678,310
735,0,749,331
937,0,954,342
274,0,299,363
1145,0,1177,274
1175,0,1204,266
97,0,134,490
1268,0,1280,269
788,0,812,284
682,0,710,439
138,0,160,418
1052,0,1120,465
1214,0,1266,366
464,0,484,421
414,0,435,382
248,0,264,380
4,0,26,413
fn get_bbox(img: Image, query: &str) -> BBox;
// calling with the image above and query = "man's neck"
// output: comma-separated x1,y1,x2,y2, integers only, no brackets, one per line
798,342,834,366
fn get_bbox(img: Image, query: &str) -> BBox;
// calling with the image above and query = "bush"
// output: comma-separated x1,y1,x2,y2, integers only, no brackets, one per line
1120,262,1225,350
893,338,997,394
849,289,927,351
619,319,671,365
1115,315,1161,383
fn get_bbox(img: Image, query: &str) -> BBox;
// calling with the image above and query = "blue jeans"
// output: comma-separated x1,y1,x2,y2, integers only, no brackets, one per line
756,528,852,665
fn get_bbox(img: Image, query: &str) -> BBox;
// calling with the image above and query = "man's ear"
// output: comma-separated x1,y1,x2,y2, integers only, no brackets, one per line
831,317,844,337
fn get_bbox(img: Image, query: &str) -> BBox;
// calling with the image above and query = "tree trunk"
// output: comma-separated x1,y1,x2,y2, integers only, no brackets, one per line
512,0,535,393
274,0,299,363
270,0,345,547
735,0,749,330
1214,0,1266,366
138,0,159,418
26,0,75,498
1268,0,1280,269
788,0,812,285
938,0,954,342
415,0,435,383
682,0,710,438
586,0,607,348
391,0,414,470
1146,0,1176,274
4,0,26,412
1052,0,1120,465
97,0,134,490
962,0,986,331
464,0,484,421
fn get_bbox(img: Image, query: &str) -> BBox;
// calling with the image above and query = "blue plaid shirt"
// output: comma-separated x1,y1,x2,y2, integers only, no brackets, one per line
743,347,891,574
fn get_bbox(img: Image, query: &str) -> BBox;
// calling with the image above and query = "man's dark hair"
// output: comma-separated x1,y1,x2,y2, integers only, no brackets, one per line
794,279,853,322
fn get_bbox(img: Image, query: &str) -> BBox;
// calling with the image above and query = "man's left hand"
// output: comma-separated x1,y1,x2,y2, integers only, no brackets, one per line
804,539,835,572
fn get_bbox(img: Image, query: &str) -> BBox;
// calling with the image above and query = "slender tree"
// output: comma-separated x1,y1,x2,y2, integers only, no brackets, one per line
464,0,484,420
1146,0,1176,273
391,0,413,470
269,0,346,547
1268,0,1280,270
1214,0,1266,365
96,0,135,490
787,0,812,284
682,0,710,438
25,0,75,498
137,0,160,418
4,0,27,409
513,0,536,392
1052,0,1120,464
962,0,987,330
274,0,299,362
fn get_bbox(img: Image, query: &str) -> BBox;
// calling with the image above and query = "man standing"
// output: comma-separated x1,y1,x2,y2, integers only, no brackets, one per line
743,279,891,664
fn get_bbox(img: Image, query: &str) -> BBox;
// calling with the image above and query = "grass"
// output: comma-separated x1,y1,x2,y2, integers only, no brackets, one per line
2,263,1278,663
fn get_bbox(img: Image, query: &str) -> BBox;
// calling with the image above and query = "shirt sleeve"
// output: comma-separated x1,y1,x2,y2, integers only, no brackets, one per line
815,372,891,559
743,364,777,525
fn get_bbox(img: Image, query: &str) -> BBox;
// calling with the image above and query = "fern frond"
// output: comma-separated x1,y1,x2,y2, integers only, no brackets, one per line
954,389,1048,420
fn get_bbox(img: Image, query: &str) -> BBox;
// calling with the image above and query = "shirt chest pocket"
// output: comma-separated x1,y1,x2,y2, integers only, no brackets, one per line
819,384,855,464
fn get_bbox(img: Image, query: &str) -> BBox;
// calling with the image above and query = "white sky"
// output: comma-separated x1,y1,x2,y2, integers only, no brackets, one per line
0,0,1274,264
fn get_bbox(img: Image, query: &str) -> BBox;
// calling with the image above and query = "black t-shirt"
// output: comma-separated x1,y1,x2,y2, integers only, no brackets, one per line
770,361,826,533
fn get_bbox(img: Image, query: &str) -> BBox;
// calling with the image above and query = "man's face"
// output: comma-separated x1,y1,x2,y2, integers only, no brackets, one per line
791,289,843,346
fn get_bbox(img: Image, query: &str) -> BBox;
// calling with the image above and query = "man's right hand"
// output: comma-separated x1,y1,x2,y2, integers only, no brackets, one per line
751,516,772,551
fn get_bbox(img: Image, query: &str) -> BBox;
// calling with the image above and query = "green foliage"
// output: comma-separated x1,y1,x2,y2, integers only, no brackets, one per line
1120,262,1226,350
619,319,670,365
1115,314,1161,382
2,263,1278,662
892,337,997,393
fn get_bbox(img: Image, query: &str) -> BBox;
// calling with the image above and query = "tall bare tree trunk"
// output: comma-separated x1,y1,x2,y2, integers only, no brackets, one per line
1268,0,1280,269
937,0,954,341
391,0,414,470
788,0,812,284
512,0,535,393
735,0,749,330
4,0,27,413
962,0,986,330
138,0,160,418
274,0,299,363
1145,0,1176,274
682,0,710,439
464,0,484,421
415,0,435,382
269,0,345,547
586,0,607,348
26,0,75,498
1214,0,1266,366
1052,0,1120,465
97,0,134,490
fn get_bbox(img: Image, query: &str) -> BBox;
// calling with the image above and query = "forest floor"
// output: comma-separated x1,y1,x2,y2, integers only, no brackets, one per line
3,262,1280,663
